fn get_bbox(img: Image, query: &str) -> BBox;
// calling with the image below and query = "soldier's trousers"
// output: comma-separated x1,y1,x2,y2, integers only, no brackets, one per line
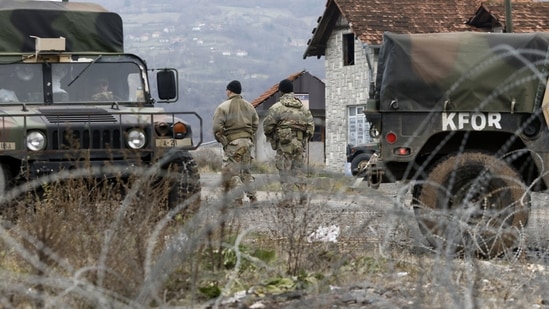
275,141,307,196
221,137,257,201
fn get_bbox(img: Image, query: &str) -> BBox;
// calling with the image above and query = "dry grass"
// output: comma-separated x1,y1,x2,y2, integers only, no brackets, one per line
0,148,548,308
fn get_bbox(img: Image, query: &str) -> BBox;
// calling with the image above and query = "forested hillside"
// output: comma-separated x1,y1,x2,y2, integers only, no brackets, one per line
86,0,326,142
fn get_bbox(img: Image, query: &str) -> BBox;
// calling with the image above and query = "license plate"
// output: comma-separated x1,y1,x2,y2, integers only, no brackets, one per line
0,142,15,150
155,138,191,148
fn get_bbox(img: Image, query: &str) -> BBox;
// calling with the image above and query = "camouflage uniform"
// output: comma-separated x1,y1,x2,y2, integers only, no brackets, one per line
212,90,259,204
92,91,115,101
263,92,314,202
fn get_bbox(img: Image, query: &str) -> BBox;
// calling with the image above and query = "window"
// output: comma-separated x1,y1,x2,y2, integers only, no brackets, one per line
0,63,43,103
343,33,355,66
55,62,142,103
348,106,370,146
311,117,325,142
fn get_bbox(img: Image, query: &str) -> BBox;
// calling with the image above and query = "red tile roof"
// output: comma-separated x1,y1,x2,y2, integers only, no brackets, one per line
304,0,549,58
251,70,305,107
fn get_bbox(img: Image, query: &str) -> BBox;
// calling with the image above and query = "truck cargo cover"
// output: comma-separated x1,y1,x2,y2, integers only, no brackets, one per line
0,0,123,53
375,32,549,112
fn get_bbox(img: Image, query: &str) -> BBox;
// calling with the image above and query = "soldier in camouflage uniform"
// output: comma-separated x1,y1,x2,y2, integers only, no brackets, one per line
263,79,314,204
91,78,116,101
213,80,259,205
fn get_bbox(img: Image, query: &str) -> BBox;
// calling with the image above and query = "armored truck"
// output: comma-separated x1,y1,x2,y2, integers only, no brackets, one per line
364,31,549,257
0,1,201,209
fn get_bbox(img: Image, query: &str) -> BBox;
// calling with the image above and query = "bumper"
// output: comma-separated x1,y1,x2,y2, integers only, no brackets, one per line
25,149,193,179
27,159,149,179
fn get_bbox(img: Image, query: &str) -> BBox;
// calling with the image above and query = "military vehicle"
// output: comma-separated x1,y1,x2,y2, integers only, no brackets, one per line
363,31,549,257
0,0,201,209
346,142,378,176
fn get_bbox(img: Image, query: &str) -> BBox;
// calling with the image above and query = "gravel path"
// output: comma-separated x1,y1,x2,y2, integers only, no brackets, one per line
197,173,549,308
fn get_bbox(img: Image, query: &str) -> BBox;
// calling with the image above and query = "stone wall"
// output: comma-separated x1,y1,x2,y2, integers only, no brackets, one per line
324,23,371,172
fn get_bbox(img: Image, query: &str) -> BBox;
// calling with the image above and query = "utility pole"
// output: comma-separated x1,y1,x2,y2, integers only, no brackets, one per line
504,0,513,33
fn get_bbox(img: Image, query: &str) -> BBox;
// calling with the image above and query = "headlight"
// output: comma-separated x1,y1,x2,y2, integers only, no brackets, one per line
127,129,146,149
26,130,47,151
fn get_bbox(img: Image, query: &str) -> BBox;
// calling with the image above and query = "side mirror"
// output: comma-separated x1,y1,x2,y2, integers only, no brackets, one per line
157,69,178,102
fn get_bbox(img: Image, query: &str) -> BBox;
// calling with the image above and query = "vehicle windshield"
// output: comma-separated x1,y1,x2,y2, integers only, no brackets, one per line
0,62,146,104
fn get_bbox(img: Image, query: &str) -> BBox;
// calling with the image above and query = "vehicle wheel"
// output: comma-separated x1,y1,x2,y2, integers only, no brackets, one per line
167,156,201,216
0,163,11,193
412,152,530,258
351,153,372,176
0,163,16,221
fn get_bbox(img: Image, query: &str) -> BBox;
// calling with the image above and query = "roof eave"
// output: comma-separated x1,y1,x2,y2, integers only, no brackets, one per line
303,0,340,59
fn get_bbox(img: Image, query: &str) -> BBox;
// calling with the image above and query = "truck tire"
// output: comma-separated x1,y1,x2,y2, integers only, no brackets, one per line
0,163,11,194
167,156,201,215
351,153,372,176
413,152,530,258
0,163,15,221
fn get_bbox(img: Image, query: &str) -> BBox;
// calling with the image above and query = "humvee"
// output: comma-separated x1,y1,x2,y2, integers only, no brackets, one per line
0,0,201,209
347,142,378,176
364,31,549,257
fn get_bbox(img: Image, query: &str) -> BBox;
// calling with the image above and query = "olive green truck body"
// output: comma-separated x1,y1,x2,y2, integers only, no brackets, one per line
364,32,549,256
0,0,201,207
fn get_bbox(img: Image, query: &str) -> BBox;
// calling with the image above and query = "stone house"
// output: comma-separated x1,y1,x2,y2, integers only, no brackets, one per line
303,0,549,172
251,70,326,166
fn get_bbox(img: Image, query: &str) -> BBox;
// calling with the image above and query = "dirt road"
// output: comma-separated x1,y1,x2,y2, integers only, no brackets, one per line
195,173,549,308
199,172,549,251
